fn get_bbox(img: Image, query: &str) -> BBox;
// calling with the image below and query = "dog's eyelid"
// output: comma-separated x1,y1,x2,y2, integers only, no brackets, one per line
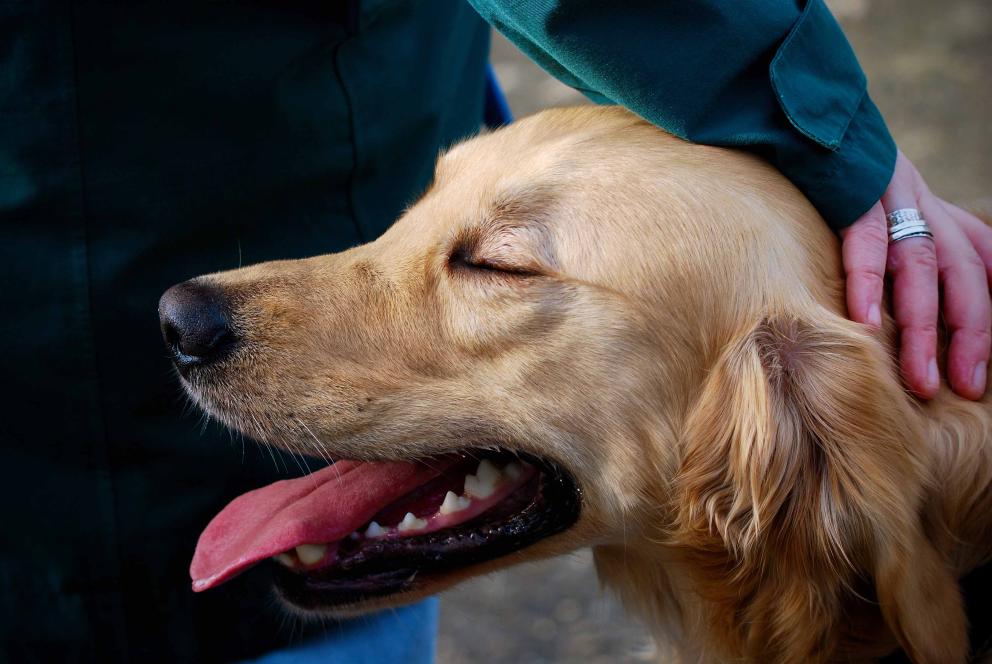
447,243,540,278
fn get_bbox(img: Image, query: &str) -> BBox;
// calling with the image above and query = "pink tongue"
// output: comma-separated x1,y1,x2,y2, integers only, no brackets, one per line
190,458,456,592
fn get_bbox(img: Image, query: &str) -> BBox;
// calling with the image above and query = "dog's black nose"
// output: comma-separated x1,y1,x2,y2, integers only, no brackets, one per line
158,281,237,371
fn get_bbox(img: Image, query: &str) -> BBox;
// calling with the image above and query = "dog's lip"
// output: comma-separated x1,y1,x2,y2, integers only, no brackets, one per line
271,456,582,610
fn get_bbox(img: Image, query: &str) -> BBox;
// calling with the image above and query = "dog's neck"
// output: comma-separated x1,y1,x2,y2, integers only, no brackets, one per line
595,314,992,661
591,385,992,663
921,391,992,573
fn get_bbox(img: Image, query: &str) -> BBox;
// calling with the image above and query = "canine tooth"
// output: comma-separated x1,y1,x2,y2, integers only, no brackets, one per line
365,521,385,538
440,490,471,515
397,512,427,532
504,462,523,480
273,552,296,568
440,491,460,515
295,543,327,566
476,459,502,485
464,473,496,499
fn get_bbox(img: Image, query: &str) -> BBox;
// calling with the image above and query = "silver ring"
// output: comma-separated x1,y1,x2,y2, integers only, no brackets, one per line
886,208,933,243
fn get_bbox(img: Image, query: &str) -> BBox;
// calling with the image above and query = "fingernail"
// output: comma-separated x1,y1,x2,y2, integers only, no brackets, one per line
974,362,987,393
867,303,881,327
927,358,939,391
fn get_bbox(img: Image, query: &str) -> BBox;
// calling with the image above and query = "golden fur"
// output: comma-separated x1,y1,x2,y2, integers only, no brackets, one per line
185,107,992,663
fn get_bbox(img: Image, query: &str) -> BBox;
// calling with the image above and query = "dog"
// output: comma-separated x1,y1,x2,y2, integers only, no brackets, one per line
159,106,992,663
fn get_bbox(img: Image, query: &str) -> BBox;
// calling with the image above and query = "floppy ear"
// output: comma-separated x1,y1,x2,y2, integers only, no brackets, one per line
673,311,966,663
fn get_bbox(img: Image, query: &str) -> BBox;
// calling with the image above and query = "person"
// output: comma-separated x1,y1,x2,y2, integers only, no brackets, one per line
0,1,986,662
2,3,486,661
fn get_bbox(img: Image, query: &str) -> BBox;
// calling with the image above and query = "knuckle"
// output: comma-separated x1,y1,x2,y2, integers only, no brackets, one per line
976,221,992,242
964,252,986,273
940,253,987,282
950,329,992,358
891,243,938,274
948,324,992,343
969,328,992,344
848,220,889,249
909,247,939,273
847,266,885,286
900,324,939,343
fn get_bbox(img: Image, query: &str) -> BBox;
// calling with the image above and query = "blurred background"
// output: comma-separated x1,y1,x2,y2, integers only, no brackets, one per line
437,1,991,661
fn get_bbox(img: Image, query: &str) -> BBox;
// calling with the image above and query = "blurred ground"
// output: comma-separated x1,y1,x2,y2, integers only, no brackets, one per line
437,2,990,662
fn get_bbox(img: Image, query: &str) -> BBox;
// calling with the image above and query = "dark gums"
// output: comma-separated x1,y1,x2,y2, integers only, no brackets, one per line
274,464,581,609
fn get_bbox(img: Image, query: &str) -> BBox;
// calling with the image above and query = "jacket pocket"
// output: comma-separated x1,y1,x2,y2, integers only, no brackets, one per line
770,0,867,151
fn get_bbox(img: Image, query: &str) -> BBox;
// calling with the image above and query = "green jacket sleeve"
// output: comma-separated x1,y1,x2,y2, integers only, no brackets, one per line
468,0,897,229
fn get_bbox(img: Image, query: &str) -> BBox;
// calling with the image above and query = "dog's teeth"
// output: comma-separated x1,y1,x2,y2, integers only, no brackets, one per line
365,521,385,538
476,459,502,485
439,490,472,515
397,512,427,532
464,473,496,499
273,552,296,568
440,491,460,515
504,462,523,480
295,544,327,566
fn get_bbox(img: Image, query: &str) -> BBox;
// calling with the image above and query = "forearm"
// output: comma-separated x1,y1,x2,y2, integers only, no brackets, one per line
469,0,897,229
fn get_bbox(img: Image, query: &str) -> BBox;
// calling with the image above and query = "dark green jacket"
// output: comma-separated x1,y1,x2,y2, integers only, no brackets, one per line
0,2,488,661
468,0,897,228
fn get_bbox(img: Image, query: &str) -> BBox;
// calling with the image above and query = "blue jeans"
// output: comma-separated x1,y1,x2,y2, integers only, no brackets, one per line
241,598,439,664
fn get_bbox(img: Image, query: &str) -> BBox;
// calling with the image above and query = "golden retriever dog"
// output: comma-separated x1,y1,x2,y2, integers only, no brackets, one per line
159,107,992,663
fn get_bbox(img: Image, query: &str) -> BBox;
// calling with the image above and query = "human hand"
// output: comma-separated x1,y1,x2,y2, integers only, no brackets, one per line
841,151,992,400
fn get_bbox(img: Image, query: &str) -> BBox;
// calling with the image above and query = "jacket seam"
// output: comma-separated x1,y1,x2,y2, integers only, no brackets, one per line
769,0,864,151
66,2,131,659
331,34,366,243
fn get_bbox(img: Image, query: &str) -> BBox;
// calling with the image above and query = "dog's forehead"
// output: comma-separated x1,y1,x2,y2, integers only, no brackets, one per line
388,138,580,251
436,107,642,193
435,147,572,212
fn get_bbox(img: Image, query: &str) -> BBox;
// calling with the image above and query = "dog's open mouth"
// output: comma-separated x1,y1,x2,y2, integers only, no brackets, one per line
190,450,580,608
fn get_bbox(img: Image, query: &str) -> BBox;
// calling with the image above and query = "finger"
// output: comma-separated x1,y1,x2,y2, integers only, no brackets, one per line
841,203,888,327
922,198,991,400
883,156,940,398
940,199,992,284
887,236,940,398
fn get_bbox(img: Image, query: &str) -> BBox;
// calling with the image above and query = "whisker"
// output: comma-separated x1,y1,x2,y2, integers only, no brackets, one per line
286,447,313,478
297,419,332,467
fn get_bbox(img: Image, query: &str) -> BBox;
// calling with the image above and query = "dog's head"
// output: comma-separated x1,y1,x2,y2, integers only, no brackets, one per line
162,107,965,662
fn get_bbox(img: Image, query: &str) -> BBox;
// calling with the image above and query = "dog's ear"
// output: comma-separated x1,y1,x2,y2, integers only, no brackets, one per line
673,311,965,663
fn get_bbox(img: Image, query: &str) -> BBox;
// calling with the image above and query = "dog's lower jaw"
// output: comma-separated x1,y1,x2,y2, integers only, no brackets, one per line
275,519,602,620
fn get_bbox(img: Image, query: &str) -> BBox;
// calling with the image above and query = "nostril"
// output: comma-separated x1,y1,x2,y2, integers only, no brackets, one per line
179,326,235,359
158,280,238,370
161,318,182,352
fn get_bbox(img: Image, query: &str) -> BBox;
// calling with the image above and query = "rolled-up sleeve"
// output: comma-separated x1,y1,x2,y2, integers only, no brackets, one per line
469,0,897,229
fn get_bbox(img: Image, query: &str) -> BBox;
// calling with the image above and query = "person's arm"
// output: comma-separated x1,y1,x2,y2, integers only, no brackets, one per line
470,0,892,229
471,0,991,400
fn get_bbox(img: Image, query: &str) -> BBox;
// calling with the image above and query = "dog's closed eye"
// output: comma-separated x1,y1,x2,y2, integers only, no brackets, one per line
448,243,539,278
